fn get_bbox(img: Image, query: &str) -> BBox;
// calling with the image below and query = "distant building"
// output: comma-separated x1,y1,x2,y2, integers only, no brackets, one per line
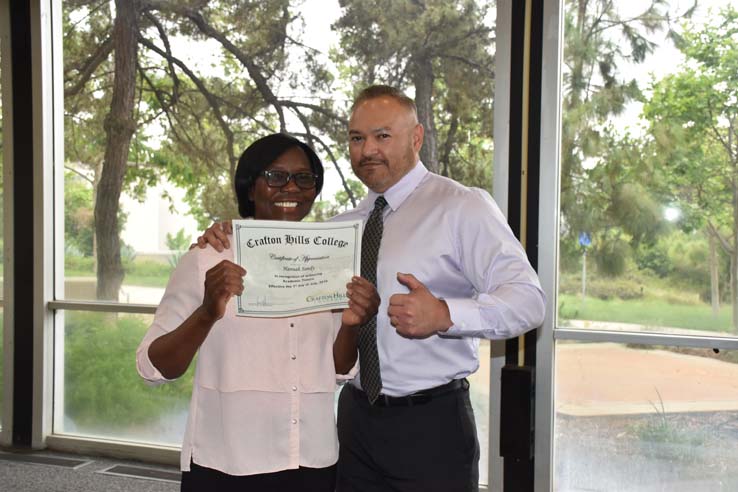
120,182,200,261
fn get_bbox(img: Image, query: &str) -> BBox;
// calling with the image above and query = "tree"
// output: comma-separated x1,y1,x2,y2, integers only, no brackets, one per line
560,0,695,268
64,172,95,257
309,178,367,222
92,0,140,299
63,0,352,298
642,6,738,330
571,129,668,277
332,0,495,184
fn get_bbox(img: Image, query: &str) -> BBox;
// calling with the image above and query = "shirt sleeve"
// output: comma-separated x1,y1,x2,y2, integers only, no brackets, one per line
442,189,546,339
136,249,204,385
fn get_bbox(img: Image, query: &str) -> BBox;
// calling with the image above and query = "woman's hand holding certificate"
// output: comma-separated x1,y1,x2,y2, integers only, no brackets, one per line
200,260,246,322
233,219,362,317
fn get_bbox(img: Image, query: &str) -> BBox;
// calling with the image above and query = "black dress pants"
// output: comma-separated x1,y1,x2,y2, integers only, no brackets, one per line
336,382,479,492
181,461,337,492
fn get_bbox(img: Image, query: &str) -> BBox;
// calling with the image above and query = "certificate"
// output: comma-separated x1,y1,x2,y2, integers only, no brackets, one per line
233,219,362,317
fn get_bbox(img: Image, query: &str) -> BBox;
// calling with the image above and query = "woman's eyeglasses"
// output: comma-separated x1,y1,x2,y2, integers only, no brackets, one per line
259,170,318,190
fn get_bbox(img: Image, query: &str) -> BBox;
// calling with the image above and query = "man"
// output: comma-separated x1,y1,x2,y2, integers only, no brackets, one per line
196,85,545,492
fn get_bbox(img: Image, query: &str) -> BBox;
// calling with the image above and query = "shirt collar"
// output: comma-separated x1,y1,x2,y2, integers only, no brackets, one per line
365,161,428,212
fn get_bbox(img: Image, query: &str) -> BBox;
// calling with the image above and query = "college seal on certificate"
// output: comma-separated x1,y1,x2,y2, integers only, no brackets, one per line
233,219,362,317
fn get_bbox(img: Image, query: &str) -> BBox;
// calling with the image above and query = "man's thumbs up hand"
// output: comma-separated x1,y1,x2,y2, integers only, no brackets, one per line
388,273,453,338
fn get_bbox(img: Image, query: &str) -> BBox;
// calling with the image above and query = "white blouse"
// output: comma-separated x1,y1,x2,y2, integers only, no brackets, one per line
136,243,346,475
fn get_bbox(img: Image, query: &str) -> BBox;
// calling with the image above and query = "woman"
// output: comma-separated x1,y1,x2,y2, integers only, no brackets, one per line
136,133,375,491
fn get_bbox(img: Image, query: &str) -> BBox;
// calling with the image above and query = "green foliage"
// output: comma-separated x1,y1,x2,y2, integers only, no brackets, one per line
63,311,193,431
65,172,95,257
0,313,3,415
561,0,686,245
632,391,706,462
165,228,192,268
641,6,738,327
635,242,672,278
331,0,495,188
645,73,734,227
592,230,630,277
560,272,644,301
126,259,172,279
558,293,733,333
308,178,367,221
120,243,137,268
65,255,95,275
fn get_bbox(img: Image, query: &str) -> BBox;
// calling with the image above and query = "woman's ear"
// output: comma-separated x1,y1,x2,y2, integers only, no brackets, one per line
248,184,255,202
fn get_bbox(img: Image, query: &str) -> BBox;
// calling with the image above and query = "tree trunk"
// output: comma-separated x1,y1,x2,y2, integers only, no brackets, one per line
731,255,737,333
733,182,738,332
413,54,439,173
709,232,720,318
94,0,139,300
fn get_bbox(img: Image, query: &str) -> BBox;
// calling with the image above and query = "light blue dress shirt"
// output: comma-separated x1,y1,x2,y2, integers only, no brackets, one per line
334,162,546,396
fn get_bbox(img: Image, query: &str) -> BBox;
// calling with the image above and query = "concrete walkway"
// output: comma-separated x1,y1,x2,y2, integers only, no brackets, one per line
556,342,738,416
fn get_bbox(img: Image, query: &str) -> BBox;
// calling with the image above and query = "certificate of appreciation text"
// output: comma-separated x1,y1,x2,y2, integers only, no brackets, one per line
233,219,362,317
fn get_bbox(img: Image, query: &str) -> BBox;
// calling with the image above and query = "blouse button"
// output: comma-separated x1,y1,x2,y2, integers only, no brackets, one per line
292,419,297,424
290,323,295,327
291,354,297,360
292,386,297,391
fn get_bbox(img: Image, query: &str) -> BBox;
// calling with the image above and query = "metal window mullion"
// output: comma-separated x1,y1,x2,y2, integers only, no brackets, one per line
48,300,158,315
555,327,738,351
535,0,564,491
0,0,14,447
33,0,57,448
491,2,513,491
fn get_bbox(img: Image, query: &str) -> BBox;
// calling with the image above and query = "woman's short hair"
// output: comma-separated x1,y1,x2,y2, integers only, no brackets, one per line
234,133,324,218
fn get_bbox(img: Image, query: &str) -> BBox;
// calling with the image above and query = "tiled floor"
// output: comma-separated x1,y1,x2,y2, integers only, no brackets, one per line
0,449,180,492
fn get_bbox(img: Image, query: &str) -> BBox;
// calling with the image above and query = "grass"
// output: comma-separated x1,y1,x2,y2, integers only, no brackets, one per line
559,293,734,333
119,275,168,288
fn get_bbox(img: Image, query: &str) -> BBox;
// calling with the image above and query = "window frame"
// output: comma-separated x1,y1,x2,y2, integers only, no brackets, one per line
0,0,12,447
542,0,738,490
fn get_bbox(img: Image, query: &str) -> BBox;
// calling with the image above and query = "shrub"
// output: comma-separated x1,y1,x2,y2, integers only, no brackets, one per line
63,311,193,431
635,242,672,278
64,255,95,274
593,235,630,277
125,258,172,278
559,272,644,300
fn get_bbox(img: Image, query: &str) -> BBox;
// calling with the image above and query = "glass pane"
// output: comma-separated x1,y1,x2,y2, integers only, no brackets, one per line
554,341,738,490
60,2,495,484
62,170,198,304
55,310,192,445
558,2,738,338
61,0,495,305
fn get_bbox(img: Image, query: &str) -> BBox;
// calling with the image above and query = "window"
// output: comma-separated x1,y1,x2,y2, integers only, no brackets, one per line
555,342,738,489
54,310,191,444
58,1,497,484
555,1,738,489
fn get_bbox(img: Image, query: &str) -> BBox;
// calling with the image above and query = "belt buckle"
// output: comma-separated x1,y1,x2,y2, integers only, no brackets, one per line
407,392,431,406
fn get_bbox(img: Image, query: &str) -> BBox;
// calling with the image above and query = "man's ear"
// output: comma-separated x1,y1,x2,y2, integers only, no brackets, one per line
413,123,424,153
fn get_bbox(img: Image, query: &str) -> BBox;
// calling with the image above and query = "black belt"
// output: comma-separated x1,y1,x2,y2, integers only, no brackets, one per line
354,378,469,407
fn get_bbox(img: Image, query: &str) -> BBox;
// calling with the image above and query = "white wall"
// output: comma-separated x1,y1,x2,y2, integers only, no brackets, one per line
120,183,200,255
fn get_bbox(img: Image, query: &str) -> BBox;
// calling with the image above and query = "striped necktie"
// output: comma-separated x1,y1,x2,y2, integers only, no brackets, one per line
358,195,387,403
